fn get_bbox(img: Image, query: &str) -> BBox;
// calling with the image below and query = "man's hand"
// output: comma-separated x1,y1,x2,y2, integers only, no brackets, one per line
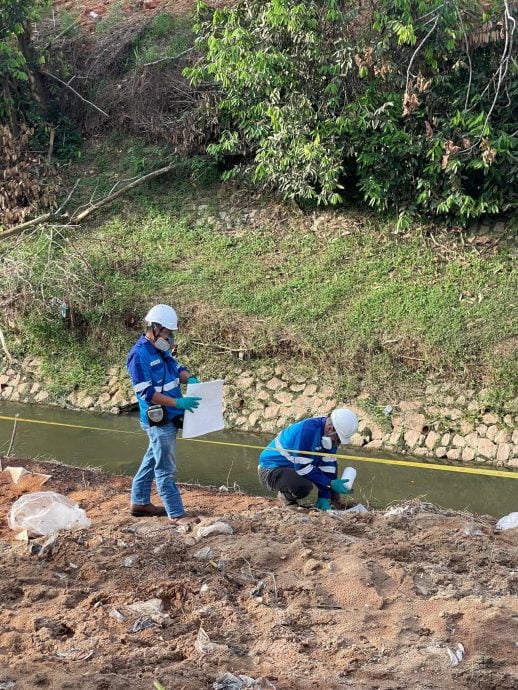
315,497,331,511
330,479,351,495
175,396,202,412
187,376,200,384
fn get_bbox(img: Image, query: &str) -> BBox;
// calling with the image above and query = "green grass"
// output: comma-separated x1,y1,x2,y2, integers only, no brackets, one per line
2,137,516,411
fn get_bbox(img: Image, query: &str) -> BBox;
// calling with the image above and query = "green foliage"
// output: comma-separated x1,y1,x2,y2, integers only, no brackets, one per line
186,0,517,223
0,0,49,118
130,12,193,68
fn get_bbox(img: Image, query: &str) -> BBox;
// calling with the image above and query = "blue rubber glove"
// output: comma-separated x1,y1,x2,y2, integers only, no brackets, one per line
175,396,202,412
330,479,351,495
187,376,200,384
315,497,331,511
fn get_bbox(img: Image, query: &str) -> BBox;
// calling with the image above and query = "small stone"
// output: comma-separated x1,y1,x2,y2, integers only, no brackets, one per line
365,439,383,449
257,390,270,401
496,444,511,463
486,425,498,441
482,413,498,425
413,447,428,456
405,413,426,432
404,430,421,448
452,434,466,448
476,437,496,459
303,559,321,576
435,447,447,458
265,377,285,391
290,384,305,392
446,449,460,461
263,404,280,420
476,424,488,436
274,391,293,405
494,429,510,444
462,447,476,462
440,433,451,446
425,431,439,450
303,384,317,396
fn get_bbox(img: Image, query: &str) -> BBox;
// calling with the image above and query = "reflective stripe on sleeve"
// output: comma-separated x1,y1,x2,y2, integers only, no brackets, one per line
296,465,314,476
163,379,180,391
134,381,150,393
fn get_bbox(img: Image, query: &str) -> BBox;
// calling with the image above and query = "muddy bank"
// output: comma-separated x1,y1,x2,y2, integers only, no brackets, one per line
1,459,517,690
1,360,517,469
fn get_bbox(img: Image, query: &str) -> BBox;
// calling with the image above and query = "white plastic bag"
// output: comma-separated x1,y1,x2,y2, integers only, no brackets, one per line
8,491,91,536
495,512,518,532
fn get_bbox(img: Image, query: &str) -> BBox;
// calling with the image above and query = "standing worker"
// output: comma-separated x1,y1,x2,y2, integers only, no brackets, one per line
127,304,202,525
258,408,359,510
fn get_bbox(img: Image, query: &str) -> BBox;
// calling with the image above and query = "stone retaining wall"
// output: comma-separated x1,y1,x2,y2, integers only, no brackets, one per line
1,359,517,468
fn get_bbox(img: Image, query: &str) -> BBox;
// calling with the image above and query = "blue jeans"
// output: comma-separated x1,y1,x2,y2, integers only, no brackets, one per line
131,423,185,518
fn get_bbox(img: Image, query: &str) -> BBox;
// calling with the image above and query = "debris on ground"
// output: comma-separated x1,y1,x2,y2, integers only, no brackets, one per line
1,458,517,689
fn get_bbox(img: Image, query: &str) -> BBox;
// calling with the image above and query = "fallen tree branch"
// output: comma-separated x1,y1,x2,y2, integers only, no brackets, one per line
70,163,177,222
43,71,110,118
1,164,179,240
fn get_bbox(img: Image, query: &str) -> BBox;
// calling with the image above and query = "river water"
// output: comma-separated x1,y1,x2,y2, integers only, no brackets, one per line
1,401,516,517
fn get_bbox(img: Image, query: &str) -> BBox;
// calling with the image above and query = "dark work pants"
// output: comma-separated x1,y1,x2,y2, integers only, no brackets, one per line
258,466,313,501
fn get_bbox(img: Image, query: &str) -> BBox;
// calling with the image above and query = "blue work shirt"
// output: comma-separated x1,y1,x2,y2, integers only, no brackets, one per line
259,417,338,499
127,335,188,425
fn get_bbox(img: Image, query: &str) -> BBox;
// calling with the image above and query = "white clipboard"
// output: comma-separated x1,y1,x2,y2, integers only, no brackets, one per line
181,379,225,439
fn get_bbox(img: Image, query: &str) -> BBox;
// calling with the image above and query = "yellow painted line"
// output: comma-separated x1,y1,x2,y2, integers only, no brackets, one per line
1,413,517,479
0,414,141,435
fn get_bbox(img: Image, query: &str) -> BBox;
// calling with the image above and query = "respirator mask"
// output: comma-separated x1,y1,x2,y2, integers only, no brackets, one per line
321,436,333,450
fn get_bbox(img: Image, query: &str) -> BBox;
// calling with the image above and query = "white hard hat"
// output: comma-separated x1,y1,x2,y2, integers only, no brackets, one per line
144,304,178,330
330,408,359,444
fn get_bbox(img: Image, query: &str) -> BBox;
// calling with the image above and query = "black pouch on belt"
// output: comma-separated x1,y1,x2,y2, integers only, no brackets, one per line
146,404,169,427
171,415,184,430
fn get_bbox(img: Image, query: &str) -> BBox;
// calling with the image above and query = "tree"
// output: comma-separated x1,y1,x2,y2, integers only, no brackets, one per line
186,0,517,223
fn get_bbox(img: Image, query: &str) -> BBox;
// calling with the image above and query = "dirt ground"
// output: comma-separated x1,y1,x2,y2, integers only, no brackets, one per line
1,458,517,690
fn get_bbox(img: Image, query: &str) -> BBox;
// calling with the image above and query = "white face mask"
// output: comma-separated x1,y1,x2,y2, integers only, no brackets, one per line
154,335,172,352
321,436,333,450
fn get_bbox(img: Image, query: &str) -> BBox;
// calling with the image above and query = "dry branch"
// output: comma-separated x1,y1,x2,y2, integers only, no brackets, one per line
0,163,179,240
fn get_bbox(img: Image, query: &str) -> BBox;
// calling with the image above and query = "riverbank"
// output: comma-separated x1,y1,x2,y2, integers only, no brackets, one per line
1,358,517,469
1,458,517,690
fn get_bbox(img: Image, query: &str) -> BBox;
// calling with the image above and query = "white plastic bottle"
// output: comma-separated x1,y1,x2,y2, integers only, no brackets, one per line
341,466,357,489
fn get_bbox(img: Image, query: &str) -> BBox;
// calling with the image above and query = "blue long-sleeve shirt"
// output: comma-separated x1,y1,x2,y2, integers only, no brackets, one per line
259,417,337,499
127,335,188,425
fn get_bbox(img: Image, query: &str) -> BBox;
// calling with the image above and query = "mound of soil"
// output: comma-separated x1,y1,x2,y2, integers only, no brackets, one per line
1,459,517,689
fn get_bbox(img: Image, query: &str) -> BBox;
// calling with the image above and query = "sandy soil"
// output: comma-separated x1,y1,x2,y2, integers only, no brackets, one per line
1,458,517,690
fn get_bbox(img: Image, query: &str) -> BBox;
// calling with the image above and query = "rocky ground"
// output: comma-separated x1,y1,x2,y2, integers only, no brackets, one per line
1,459,517,690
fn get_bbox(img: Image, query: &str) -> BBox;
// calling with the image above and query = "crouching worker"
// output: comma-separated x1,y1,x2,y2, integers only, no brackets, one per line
127,304,202,525
258,408,359,511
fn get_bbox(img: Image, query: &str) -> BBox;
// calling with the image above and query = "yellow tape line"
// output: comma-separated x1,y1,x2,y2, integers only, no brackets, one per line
1,413,517,479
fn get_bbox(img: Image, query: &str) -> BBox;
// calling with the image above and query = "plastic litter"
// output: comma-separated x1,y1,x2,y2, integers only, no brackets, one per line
8,491,91,536
195,626,229,654
3,466,51,485
495,512,518,531
194,546,216,560
446,642,464,666
194,521,234,540
213,673,276,690
131,617,159,633
328,503,369,517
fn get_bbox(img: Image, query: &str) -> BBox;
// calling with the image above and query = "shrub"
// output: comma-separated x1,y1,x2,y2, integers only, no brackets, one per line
186,0,517,223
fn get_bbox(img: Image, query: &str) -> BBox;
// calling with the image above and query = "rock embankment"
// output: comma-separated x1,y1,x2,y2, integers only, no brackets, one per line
1,360,517,468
